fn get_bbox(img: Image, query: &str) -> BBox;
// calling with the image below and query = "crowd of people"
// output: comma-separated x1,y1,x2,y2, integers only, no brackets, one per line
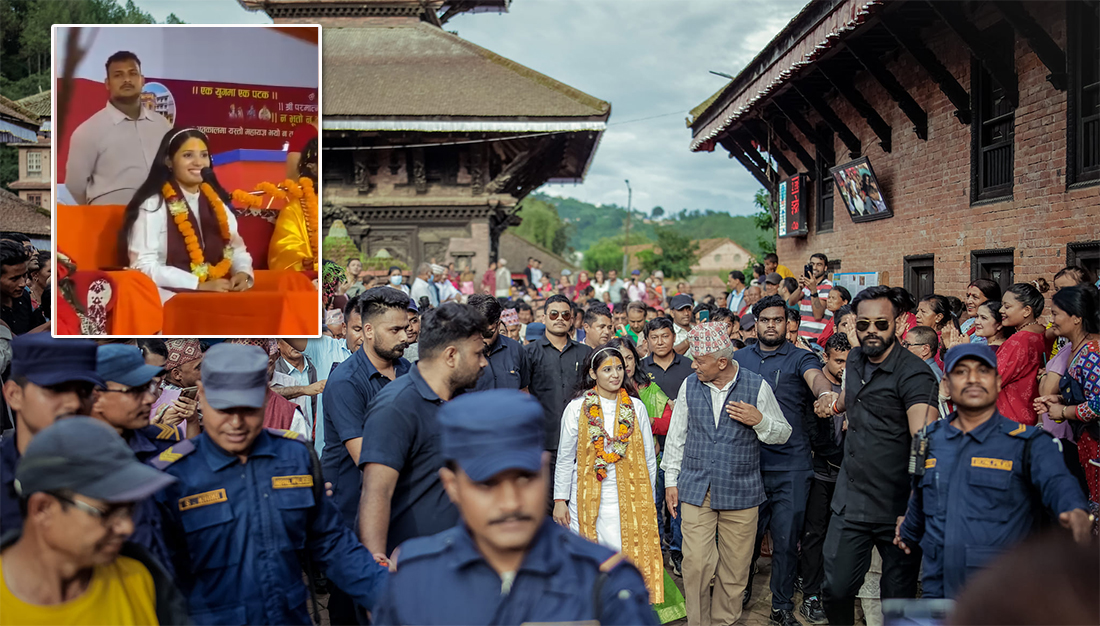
1,243,1099,625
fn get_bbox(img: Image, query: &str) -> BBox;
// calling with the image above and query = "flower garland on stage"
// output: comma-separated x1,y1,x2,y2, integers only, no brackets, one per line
233,178,320,268
583,387,636,481
163,183,233,282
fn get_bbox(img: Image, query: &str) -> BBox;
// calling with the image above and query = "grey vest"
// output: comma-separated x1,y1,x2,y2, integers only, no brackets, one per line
678,369,766,511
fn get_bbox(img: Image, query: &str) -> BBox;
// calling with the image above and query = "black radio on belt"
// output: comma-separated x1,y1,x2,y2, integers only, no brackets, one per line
908,428,928,476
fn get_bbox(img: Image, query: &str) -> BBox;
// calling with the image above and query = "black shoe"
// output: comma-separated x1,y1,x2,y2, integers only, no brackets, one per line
770,609,800,626
801,595,827,624
743,565,755,608
670,551,683,577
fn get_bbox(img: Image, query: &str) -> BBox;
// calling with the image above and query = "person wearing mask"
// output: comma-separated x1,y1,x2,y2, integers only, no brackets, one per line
662,323,791,626
410,262,437,308
386,265,410,295
582,305,614,350
323,288,412,531
358,304,488,562
995,282,1050,425
799,333,851,624
373,390,658,625
287,294,364,457
896,345,1093,599
0,335,103,536
469,294,530,391
734,296,833,626
150,344,389,624
813,286,939,626
1,418,188,625
670,295,695,359
526,295,594,477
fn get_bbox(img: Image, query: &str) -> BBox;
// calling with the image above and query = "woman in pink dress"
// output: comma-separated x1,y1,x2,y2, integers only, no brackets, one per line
995,281,1051,425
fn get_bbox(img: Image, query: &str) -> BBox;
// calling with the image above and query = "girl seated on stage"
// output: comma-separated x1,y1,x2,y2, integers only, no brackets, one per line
120,128,254,300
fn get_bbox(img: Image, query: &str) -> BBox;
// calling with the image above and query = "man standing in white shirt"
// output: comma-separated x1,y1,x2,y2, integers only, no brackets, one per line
726,270,747,313
410,263,437,308
607,269,626,304
65,51,172,205
662,323,791,626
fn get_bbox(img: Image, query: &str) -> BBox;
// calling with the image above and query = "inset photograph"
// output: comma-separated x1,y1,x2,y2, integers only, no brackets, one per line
51,24,320,337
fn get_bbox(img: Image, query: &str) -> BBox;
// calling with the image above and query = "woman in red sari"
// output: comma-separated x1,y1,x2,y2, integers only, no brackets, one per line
995,281,1051,425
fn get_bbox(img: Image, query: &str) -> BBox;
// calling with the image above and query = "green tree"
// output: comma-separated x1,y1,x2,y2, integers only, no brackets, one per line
637,226,699,279
583,237,624,274
511,197,574,256
651,206,664,218
748,188,777,270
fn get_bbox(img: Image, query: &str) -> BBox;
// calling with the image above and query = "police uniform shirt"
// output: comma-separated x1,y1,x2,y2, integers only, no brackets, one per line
0,433,20,536
357,364,459,555
151,429,387,624
474,334,530,392
127,423,182,463
373,519,659,626
322,348,411,529
898,413,1089,598
734,340,822,471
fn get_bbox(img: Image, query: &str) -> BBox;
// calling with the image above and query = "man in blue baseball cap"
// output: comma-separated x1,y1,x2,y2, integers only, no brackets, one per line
91,343,178,462
373,389,659,625
895,344,1093,599
0,334,103,535
1,417,187,625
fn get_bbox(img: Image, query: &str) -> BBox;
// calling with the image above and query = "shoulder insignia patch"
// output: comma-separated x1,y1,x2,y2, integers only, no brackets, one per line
600,552,629,573
154,423,181,441
1008,423,1027,436
265,427,303,442
148,438,195,470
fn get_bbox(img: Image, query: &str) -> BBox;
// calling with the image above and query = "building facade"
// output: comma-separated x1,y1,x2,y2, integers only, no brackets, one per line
690,0,1099,298
239,0,608,277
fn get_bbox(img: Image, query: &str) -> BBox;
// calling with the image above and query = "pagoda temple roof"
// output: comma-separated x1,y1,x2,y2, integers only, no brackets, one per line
322,22,609,132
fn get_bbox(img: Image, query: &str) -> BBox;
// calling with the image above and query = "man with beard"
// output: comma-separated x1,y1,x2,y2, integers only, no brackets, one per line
734,295,833,626
525,295,593,484
358,303,488,562
812,285,938,625
1,418,187,625
288,294,364,456
0,334,103,535
469,295,530,391
65,51,172,205
582,305,614,350
374,390,658,625
404,300,422,363
324,287,412,532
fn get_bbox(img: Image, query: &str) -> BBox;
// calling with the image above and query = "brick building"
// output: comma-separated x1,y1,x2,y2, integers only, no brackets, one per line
690,0,1099,298
239,0,609,276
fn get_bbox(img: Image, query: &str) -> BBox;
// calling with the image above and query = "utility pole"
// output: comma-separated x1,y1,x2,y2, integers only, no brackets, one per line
622,179,631,277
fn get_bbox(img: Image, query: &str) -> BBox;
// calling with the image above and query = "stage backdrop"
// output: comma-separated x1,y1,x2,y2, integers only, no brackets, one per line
54,26,319,186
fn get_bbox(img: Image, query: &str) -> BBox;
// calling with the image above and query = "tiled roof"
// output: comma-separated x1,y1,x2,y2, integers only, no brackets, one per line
0,94,39,126
0,188,51,237
15,91,51,118
322,23,609,120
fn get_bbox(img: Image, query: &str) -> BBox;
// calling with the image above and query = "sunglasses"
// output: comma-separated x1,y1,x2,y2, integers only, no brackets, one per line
902,341,929,349
547,310,573,321
855,319,891,332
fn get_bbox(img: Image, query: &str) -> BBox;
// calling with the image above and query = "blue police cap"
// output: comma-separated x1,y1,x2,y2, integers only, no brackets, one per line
97,344,164,388
15,417,175,502
525,322,546,341
944,343,998,373
439,390,545,482
11,334,103,388
200,343,269,410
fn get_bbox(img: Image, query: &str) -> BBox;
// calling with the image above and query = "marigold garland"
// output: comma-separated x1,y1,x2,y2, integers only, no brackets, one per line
232,189,264,209
162,183,234,283
299,177,319,268
233,178,320,268
583,387,635,481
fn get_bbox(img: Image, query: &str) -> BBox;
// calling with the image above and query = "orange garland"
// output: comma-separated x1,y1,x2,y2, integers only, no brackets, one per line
162,183,234,283
299,177,319,268
232,188,264,209
231,178,320,268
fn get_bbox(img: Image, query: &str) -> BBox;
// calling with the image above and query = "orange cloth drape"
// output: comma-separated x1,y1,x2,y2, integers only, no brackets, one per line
161,270,318,335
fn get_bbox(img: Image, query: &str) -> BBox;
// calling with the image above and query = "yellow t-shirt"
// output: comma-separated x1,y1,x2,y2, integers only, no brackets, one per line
776,264,795,280
0,554,158,626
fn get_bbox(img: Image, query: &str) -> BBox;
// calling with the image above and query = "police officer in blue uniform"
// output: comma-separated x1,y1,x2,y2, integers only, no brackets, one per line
0,333,102,536
373,389,659,626
92,343,180,462
896,344,1093,599
149,343,387,624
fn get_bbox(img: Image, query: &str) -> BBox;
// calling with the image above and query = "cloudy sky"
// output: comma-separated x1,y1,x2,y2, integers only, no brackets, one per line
134,0,806,216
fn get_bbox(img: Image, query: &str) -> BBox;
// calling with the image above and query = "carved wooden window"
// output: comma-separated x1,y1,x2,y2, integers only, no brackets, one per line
971,23,1016,203
1068,1,1100,186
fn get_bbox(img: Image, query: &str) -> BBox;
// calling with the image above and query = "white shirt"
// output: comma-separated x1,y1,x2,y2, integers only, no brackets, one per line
554,394,656,551
495,266,512,297
271,370,311,440
410,277,436,307
592,280,610,301
674,323,694,360
627,281,645,302
275,357,313,427
661,365,791,488
65,103,172,205
727,287,746,313
128,190,253,302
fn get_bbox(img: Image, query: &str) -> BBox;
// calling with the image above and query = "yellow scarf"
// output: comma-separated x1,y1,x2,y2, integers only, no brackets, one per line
268,197,315,271
576,388,664,604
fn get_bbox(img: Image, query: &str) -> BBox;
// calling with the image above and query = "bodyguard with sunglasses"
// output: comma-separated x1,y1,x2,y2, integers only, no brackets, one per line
525,295,593,477
812,286,939,625
0,334,103,536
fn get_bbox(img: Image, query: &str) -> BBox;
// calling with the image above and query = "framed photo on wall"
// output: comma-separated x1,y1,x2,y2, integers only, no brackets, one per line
829,156,892,223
